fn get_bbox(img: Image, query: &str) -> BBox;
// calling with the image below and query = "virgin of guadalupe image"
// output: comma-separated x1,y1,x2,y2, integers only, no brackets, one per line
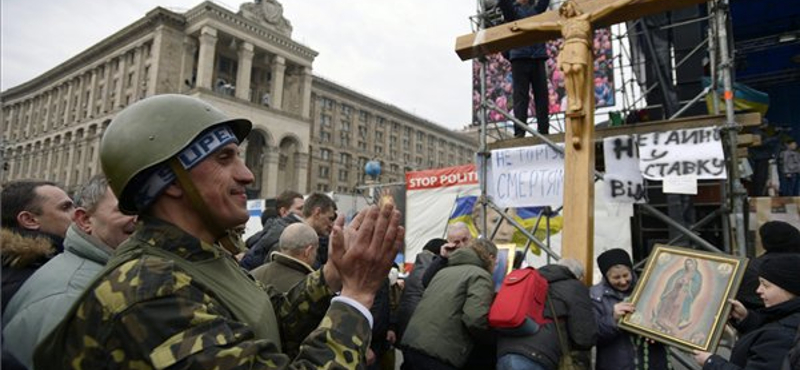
653,258,702,334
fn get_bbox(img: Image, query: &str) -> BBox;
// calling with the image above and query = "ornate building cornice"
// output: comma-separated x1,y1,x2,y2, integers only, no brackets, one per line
1,8,184,101
184,1,317,62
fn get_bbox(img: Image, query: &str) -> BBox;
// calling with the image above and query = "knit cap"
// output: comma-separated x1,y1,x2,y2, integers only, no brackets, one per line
760,221,800,253
759,254,800,296
597,248,633,277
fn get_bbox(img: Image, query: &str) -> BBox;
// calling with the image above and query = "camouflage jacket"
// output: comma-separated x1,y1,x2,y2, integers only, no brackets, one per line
34,217,371,369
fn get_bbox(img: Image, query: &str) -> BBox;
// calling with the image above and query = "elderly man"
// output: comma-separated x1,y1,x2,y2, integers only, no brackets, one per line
251,223,318,292
34,94,403,369
1,180,75,310
3,175,137,369
241,191,337,270
421,221,474,287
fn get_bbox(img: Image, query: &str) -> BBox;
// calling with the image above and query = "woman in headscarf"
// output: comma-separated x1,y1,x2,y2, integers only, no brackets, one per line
590,248,669,370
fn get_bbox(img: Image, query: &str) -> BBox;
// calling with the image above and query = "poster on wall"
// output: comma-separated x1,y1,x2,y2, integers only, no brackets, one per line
404,164,480,263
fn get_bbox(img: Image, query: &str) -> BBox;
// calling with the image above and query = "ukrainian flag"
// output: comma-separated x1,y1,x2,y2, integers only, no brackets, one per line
703,77,769,116
449,195,480,238
512,207,563,255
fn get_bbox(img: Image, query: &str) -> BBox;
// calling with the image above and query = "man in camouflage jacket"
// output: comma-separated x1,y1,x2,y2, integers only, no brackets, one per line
34,94,404,370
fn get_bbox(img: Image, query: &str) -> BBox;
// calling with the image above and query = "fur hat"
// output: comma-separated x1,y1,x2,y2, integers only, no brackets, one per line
597,248,633,277
760,221,800,253
759,254,800,296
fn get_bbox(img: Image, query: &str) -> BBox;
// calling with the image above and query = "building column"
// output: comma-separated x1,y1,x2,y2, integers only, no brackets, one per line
24,100,34,138
235,41,255,101
87,69,98,118
43,91,54,132
63,80,74,126
75,74,87,121
300,66,313,119
130,45,143,100
196,26,218,90
100,61,112,113
115,55,127,108
263,148,280,198
270,55,286,110
44,141,54,180
295,151,309,193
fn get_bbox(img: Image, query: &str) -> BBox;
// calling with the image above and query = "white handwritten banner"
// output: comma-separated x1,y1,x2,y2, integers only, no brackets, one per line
488,144,565,208
638,127,727,180
603,135,646,203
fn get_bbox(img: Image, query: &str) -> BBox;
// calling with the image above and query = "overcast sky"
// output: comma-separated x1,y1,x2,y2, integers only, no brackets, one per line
1,0,479,130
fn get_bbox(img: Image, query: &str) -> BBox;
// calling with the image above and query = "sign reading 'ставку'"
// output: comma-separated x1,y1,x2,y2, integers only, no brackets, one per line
637,127,727,180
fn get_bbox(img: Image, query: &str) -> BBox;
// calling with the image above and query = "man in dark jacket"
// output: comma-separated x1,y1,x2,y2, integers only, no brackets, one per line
245,191,303,250
1,180,74,311
498,0,551,138
736,220,800,310
240,192,335,270
497,258,597,370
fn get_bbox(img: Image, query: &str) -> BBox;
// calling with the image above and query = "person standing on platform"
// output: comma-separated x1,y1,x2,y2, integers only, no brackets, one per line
498,0,551,138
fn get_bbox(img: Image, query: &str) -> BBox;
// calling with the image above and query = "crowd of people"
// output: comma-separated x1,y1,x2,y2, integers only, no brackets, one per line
2,94,800,370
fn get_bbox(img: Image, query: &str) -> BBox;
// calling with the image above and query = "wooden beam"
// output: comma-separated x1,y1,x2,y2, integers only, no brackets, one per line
456,0,709,60
488,112,762,150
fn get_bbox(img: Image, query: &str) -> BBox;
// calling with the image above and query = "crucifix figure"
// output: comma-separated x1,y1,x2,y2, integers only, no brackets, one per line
512,0,634,148
457,0,707,282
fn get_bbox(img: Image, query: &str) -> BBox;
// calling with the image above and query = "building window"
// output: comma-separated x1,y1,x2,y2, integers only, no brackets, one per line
320,131,331,143
339,153,351,166
375,131,383,142
390,164,399,173
341,120,350,132
359,110,369,122
376,116,386,129
358,125,367,138
374,145,383,154
341,104,352,117
320,114,332,127
338,169,349,182
321,148,331,160
319,165,330,178
358,141,367,151
403,138,410,151
339,131,350,146
321,97,335,110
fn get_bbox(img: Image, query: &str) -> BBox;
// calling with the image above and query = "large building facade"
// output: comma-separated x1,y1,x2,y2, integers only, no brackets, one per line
1,0,476,198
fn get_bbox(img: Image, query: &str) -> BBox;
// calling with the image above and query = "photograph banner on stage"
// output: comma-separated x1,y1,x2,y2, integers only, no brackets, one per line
638,127,727,180
603,135,646,203
487,144,565,208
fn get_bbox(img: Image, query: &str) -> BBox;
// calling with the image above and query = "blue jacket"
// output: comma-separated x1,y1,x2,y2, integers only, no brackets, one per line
590,278,669,370
498,0,550,59
3,225,112,369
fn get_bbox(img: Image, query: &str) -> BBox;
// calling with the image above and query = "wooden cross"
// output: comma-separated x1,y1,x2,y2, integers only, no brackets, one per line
457,0,707,283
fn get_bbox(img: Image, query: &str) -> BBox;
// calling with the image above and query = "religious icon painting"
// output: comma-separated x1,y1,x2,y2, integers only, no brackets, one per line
619,244,748,352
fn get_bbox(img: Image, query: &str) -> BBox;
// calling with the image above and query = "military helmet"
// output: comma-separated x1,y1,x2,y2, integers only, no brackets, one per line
100,94,251,214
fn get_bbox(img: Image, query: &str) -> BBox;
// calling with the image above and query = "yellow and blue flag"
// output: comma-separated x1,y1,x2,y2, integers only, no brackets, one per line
512,207,563,255
449,195,480,238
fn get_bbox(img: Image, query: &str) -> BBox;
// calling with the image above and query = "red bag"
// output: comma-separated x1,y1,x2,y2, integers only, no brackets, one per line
489,267,551,329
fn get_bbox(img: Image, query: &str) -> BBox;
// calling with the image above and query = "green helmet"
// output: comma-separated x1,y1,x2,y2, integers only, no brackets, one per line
101,94,251,214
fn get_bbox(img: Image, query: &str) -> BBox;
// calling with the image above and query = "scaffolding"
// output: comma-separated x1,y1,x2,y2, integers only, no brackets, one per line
468,0,746,264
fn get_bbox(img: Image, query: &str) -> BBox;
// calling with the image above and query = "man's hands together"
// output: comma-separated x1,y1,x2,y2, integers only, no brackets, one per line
323,203,404,309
